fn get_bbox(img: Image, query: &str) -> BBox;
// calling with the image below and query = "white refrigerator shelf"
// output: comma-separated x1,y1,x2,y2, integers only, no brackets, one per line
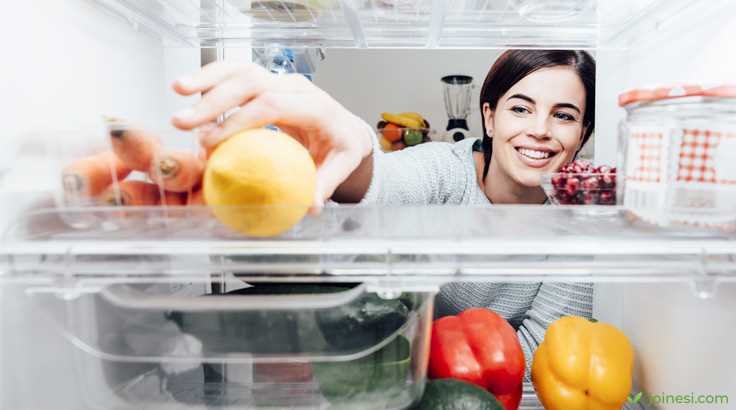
2,205,734,294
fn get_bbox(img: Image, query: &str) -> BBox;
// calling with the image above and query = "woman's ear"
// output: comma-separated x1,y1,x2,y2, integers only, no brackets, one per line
482,102,494,136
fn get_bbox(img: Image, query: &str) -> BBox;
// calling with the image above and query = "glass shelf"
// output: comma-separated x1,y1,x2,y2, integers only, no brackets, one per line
3,205,734,292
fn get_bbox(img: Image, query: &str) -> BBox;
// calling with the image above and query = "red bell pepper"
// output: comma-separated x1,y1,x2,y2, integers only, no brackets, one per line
429,307,525,410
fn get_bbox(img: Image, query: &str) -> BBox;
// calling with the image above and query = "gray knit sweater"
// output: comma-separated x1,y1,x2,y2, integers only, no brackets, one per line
360,137,593,380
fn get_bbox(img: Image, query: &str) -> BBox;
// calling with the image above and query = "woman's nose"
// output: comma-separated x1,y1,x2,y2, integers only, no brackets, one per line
528,115,550,139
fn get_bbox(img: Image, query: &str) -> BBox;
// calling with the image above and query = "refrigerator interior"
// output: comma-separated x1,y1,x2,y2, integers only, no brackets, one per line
2,0,736,409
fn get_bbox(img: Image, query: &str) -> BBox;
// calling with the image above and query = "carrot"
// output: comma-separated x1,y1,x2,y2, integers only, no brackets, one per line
186,188,206,206
100,180,161,206
148,149,205,193
62,151,132,198
161,191,187,206
105,117,160,171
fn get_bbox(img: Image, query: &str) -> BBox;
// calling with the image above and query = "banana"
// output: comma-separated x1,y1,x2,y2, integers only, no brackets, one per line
381,112,424,129
399,112,425,123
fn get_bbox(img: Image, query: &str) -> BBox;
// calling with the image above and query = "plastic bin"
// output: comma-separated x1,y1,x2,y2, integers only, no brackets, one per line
24,279,434,409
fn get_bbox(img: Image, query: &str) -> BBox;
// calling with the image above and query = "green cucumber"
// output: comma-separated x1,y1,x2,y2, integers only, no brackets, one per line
313,335,411,406
316,291,409,351
168,283,411,353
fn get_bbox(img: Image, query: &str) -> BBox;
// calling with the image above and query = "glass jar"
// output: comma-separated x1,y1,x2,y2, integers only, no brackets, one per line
618,85,736,233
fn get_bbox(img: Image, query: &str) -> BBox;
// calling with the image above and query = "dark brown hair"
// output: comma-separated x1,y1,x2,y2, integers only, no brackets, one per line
479,50,596,180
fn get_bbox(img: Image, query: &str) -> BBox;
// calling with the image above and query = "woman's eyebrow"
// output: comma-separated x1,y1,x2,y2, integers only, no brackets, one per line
508,93,581,114
554,102,581,114
508,93,535,104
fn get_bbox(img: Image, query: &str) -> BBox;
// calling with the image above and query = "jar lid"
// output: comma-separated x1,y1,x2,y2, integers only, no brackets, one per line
618,84,736,107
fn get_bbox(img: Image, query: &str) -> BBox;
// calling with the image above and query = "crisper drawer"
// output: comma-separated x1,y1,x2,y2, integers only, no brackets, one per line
22,278,435,409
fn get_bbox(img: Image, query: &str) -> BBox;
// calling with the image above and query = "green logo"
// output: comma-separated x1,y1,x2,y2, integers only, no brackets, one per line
629,392,643,403
629,391,728,406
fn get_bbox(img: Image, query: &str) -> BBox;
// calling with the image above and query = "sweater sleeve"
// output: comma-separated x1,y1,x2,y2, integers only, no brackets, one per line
517,282,594,381
360,127,467,206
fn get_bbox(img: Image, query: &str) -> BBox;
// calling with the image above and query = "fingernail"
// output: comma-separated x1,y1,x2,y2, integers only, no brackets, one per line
174,108,196,121
308,195,324,216
308,205,322,217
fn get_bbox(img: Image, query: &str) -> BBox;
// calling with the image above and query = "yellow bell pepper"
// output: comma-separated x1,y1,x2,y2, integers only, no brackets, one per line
531,316,634,410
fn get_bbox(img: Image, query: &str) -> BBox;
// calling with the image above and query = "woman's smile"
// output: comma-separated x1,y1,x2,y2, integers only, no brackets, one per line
513,143,560,168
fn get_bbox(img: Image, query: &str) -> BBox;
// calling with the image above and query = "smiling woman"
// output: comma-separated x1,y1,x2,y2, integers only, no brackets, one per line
345,50,597,379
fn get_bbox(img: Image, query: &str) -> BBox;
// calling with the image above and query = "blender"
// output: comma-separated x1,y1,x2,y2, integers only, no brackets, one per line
441,75,474,142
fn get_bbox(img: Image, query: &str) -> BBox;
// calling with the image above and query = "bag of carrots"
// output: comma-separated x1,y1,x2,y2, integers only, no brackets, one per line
61,117,206,208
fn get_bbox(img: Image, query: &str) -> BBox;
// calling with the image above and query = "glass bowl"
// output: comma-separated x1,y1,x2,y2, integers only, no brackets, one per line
541,171,617,205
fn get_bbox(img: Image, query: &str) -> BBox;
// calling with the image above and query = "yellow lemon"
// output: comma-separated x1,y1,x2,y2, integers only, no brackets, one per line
203,129,317,237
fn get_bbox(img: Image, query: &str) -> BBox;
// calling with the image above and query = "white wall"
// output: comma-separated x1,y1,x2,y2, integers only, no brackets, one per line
312,49,503,139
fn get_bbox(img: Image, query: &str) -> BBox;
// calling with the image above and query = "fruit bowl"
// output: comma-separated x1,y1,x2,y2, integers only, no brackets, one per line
541,162,617,206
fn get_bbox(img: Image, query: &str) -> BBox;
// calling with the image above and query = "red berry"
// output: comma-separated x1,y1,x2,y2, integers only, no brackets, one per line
582,176,599,191
583,192,598,205
601,174,615,188
553,189,568,203
600,191,614,205
573,191,585,204
551,174,566,188
565,177,580,196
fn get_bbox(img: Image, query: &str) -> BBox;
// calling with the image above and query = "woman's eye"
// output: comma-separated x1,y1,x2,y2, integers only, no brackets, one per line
554,112,576,121
511,106,530,114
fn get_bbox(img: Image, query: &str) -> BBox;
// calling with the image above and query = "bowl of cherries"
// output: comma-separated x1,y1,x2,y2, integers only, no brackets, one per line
541,161,617,206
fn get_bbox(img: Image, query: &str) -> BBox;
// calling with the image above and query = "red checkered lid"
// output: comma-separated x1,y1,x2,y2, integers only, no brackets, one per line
618,84,736,107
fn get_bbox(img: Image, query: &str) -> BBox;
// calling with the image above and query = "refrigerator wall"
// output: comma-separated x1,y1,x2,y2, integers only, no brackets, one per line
1,1,178,409
593,6,736,408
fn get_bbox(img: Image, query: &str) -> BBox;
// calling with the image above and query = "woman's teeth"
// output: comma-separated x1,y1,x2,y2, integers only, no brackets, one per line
517,148,552,160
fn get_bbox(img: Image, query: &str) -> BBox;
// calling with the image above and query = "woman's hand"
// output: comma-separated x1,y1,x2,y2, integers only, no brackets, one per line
171,62,375,209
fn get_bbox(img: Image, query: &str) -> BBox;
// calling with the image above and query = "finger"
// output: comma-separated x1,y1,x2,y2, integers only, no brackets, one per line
197,122,217,159
313,150,362,209
172,75,269,130
172,62,255,96
198,96,280,149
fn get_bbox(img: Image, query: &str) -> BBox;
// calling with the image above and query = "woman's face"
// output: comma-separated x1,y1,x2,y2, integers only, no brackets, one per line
484,66,587,187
